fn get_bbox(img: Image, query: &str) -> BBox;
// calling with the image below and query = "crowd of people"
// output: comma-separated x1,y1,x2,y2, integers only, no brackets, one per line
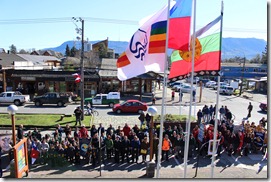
1,102,267,172
194,104,267,157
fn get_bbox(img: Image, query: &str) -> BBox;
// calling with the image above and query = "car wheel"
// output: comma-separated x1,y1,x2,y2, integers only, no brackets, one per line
138,109,143,114
14,100,21,106
35,101,42,107
57,101,64,107
116,109,122,114
109,103,114,108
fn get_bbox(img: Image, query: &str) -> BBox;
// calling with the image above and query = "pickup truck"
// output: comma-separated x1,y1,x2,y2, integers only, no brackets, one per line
0,91,30,106
84,92,120,108
33,92,71,107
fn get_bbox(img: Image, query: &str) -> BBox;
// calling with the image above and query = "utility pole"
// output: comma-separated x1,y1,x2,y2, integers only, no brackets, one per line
239,56,246,96
72,17,85,120
80,19,85,120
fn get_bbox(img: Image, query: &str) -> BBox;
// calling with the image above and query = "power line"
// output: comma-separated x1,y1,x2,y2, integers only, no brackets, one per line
0,17,138,25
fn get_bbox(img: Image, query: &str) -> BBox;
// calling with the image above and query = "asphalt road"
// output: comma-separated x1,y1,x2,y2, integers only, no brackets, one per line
0,86,267,128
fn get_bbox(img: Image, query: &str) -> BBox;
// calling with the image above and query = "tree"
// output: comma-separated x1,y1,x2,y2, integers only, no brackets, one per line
18,49,28,54
250,54,261,63
70,46,77,57
65,44,71,57
261,44,267,64
9,44,17,54
97,44,108,58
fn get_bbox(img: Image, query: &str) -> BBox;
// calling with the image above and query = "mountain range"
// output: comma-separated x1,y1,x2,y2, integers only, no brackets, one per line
45,38,267,60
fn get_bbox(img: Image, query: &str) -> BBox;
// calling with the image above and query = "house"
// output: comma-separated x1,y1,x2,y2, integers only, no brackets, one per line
99,58,162,97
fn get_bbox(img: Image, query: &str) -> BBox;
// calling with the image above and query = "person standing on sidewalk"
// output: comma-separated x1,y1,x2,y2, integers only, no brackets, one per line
179,91,183,102
161,134,171,161
74,106,83,126
17,124,24,141
171,90,175,101
247,102,253,118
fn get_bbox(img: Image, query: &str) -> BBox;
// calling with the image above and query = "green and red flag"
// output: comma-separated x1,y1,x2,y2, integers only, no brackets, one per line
168,15,222,82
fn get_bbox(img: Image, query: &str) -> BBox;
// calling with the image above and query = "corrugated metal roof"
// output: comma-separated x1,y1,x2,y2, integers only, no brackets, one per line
99,70,117,77
17,54,61,65
0,53,27,67
100,58,117,69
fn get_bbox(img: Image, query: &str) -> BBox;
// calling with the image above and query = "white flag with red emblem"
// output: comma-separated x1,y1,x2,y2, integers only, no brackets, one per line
72,73,81,83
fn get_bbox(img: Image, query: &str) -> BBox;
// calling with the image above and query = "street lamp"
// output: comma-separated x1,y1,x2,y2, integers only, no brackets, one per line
146,106,157,178
147,106,158,161
7,104,18,145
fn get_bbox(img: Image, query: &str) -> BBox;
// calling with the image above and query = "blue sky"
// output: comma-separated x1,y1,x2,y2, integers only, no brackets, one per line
0,0,267,51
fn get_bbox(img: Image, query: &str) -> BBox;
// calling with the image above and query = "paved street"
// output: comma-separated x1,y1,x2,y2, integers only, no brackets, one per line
0,85,268,179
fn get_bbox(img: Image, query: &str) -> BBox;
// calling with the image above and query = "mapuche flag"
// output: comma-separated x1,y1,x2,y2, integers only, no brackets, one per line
168,15,222,82
117,0,192,81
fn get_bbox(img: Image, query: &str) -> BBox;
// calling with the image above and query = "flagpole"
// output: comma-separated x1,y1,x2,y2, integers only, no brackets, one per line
210,0,224,178
183,0,196,178
156,0,171,178
98,129,102,176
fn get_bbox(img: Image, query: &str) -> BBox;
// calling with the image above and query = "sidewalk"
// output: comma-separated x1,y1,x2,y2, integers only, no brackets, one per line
2,152,267,179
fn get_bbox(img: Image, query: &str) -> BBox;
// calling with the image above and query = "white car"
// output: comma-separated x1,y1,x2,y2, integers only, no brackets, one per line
180,85,196,93
172,82,186,91
219,86,234,95
205,81,216,88
213,82,229,90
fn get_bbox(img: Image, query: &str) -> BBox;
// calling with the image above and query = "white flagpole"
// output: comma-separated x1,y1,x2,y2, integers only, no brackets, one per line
183,0,196,178
211,0,224,178
156,0,171,178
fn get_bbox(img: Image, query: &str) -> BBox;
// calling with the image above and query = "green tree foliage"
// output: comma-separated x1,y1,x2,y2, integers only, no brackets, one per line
250,54,261,63
65,44,70,57
9,44,17,54
98,44,108,58
261,44,267,64
70,46,77,57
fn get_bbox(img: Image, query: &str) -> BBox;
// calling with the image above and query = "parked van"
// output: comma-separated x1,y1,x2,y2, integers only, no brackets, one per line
219,86,234,95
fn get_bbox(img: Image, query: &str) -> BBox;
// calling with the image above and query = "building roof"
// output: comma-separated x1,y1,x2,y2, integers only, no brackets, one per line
0,53,27,68
221,62,267,68
100,58,117,70
17,54,61,65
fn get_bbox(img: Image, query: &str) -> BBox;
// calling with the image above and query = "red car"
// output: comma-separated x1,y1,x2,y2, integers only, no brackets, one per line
259,102,267,112
112,100,148,114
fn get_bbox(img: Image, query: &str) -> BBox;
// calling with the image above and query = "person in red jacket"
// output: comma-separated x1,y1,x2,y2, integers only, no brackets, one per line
78,125,89,139
122,123,131,136
217,131,224,156
236,130,244,156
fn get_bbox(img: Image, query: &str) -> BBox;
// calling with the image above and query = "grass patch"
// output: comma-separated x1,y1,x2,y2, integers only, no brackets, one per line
154,114,195,123
0,114,92,127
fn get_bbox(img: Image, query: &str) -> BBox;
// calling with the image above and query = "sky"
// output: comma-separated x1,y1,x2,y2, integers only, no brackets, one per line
0,0,267,51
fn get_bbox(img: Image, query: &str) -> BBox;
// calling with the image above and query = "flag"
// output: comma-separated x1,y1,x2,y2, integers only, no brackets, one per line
168,0,192,50
79,138,91,157
72,73,81,83
30,143,40,164
117,0,192,81
168,15,222,82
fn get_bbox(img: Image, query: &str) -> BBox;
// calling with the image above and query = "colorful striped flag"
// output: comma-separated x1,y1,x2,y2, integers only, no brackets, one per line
117,0,192,81
168,15,222,82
